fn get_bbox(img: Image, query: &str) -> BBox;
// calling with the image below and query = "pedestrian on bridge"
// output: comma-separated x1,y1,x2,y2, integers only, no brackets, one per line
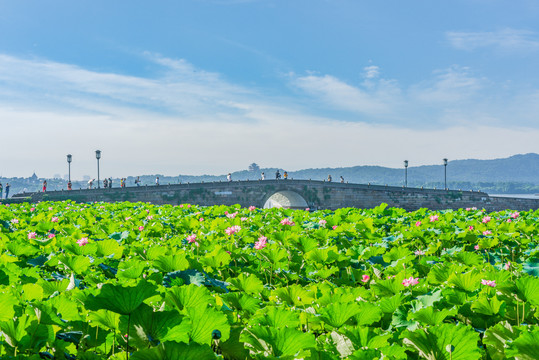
5,183,9,199
261,172,265,180
327,175,332,182
156,177,160,186
283,171,288,180
103,178,108,188
227,173,232,182
0,183,3,199
340,176,345,183
42,180,47,192
275,170,281,179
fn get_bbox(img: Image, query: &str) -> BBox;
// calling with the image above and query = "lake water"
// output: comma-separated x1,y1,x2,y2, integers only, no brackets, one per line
488,194,539,199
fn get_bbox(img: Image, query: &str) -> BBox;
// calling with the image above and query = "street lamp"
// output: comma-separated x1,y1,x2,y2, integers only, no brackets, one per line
96,150,101,189
443,158,448,190
404,160,408,187
66,154,72,182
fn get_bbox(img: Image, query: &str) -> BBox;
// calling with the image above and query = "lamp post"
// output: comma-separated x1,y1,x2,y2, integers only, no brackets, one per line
66,154,72,182
96,150,101,189
443,158,448,190
404,160,408,187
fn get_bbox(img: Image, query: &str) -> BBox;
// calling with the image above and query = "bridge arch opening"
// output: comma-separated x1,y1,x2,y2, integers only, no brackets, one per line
263,190,308,209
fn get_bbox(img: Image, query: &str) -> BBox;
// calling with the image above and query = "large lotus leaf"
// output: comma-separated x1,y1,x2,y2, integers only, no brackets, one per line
349,349,381,360
522,259,539,277
108,231,130,242
154,254,190,273
380,344,407,360
409,306,456,326
454,252,483,267
392,306,418,331
21,283,44,302
130,341,216,360
355,302,383,326
342,326,391,350
403,323,481,360
56,254,91,275
295,236,319,253
165,284,214,311
264,246,289,265
483,321,521,360
371,277,405,297
117,258,146,280
249,306,300,328
49,294,84,322
145,246,168,260
305,246,340,264
515,276,539,306
95,239,124,259
221,292,261,315
378,293,406,314
200,246,232,269
505,328,539,360
330,331,355,358
227,273,264,295
6,242,40,257
319,302,362,328
188,306,230,345
119,303,188,348
270,285,315,307
220,326,251,360
416,289,443,308
84,280,158,315
448,271,482,293
88,309,121,331
471,295,505,316
32,301,65,326
240,326,315,358
0,292,18,321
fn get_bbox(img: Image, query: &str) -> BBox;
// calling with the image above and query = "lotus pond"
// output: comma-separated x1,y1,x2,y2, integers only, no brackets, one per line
0,201,538,359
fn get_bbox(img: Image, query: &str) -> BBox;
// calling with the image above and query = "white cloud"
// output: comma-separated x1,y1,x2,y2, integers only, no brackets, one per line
1,53,538,178
363,65,380,79
446,28,539,51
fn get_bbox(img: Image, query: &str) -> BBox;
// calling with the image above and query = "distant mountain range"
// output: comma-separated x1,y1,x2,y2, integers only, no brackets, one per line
2,153,539,197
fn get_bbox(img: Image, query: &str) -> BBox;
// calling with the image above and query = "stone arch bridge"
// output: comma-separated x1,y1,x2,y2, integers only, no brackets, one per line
13,179,539,211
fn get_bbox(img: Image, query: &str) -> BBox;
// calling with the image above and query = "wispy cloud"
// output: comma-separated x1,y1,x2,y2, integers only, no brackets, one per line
446,28,539,51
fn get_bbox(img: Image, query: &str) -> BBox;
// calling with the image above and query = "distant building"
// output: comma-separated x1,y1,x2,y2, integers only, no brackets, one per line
82,175,91,181
30,172,38,181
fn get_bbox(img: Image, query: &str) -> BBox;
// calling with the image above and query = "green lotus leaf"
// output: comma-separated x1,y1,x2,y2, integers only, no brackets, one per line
454,252,483,267
130,341,216,360
84,280,158,315
240,326,315,359
343,325,391,350
448,271,482,293
221,292,261,315
145,246,168,260
249,306,300,328
505,328,539,360
371,277,405,297
117,258,146,280
409,306,456,326
165,283,214,311
330,331,355,358
0,292,18,321
319,302,362,328
403,323,481,360
227,273,264,295
483,321,521,360
188,305,230,345
522,258,539,277
95,239,124,259
88,309,121,331
471,295,505,316
270,285,315,307
219,326,251,360
200,245,232,269
120,303,188,348
7,242,40,257
154,254,190,273
49,294,84,321
355,302,383,326
56,254,91,275
21,283,44,302
515,276,539,306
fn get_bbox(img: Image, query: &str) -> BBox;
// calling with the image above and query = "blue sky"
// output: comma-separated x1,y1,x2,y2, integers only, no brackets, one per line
1,0,538,179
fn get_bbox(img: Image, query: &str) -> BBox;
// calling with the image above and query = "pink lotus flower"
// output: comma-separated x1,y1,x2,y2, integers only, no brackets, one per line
429,215,439,222
414,250,425,256
482,216,491,224
361,275,370,283
280,218,295,226
199,217,204,222
10,219,19,224
77,238,89,246
504,262,511,270
146,215,154,220
51,217,59,223
187,234,197,243
248,206,256,211
226,212,238,219
481,279,496,287
507,219,512,223
402,277,419,287
483,230,492,235
125,217,131,221
465,207,472,211
48,207,53,211
415,221,422,227
138,226,144,231
179,204,184,208
468,225,474,231
305,208,310,211
241,217,248,222
187,205,191,208
510,212,519,219
48,233,55,239
474,244,480,250
254,236,267,250
472,207,477,210
332,225,338,230
30,207,35,212
319,219,327,226
28,232,37,239
225,225,242,235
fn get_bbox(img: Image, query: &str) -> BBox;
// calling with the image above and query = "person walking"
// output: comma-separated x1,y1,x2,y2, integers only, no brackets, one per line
109,177,113,188
135,176,141,186
261,172,265,180
103,178,108,188
88,179,94,189
327,174,332,182
67,181,72,190
155,177,160,186
0,183,3,199
5,183,9,199
340,176,345,183
283,171,288,180
275,170,281,179
42,180,47,192
227,173,232,182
